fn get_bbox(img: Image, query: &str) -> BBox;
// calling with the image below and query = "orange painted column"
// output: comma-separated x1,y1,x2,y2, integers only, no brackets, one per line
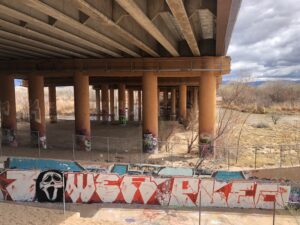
118,83,126,124
28,75,47,149
193,87,198,111
101,84,109,122
48,85,57,123
95,88,101,121
138,90,142,121
179,84,187,121
170,88,176,120
199,73,216,142
74,73,91,151
109,88,115,121
142,72,158,153
128,89,134,121
0,75,17,146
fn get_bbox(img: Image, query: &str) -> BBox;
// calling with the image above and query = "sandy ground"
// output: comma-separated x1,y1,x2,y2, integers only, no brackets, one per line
1,202,299,225
0,202,121,225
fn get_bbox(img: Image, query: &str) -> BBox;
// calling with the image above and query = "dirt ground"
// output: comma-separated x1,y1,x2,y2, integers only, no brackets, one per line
1,202,298,225
1,109,299,170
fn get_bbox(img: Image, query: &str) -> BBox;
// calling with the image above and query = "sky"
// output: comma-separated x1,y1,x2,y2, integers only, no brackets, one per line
226,0,300,82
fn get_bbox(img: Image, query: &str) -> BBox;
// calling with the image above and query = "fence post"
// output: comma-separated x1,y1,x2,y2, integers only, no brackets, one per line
37,131,41,158
254,147,257,169
280,145,282,168
72,134,75,161
62,171,66,215
198,189,201,225
227,147,230,171
107,137,110,162
272,200,276,225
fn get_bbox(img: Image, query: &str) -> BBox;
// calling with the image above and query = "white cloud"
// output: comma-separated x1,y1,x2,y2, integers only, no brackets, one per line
228,0,300,81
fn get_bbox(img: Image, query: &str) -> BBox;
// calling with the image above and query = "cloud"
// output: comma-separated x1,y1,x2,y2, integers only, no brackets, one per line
227,0,300,81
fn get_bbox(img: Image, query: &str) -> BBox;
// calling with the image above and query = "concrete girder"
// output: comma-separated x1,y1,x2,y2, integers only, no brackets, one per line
116,0,179,57
74,0,159,57
0,30,81,58
0,18,97,58
0,43,51,58
216,0,242,56
23,0,140,57
0,4,105,58
166,0,200,56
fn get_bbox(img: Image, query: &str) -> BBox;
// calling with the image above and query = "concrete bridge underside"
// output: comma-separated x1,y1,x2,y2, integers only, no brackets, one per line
0,0,241,152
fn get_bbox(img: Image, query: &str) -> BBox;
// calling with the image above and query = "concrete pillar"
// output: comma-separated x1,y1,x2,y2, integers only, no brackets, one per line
48,85,57,123
118,83,126,124
128,89,134,121
109,88,115,121
138,90,142,121
0,75,17,146
101,84,109,122
179,84,187,121
28,75,46,149
163,90,168,117
95,88,101,121
74,73,91,151
142,72,158,153
170,88,176,120
199,74,216,142
193,87,198,111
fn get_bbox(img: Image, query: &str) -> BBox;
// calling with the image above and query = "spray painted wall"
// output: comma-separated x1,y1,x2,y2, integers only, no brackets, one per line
0,170,292,209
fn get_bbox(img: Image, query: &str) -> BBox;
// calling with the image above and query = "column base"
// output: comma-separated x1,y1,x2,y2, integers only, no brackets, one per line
31,131,47,149
199,134,214,157
119,109,127,125
143,132,158,153
170,114,176,121
110,114,115,122
1,128,17,147
75,129,91,151
50,115,58,123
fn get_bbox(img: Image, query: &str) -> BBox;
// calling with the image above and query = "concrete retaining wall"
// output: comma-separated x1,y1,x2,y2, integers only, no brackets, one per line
0,170,291,209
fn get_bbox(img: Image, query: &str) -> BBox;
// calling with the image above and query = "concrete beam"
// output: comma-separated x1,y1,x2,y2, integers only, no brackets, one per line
23,0,140,57
116,0,179,56
0,18,99,58
216,0,241,56
0,4,105,58
74,0,159,57
0,43,50,58
0,30,69,58
0,57,230,78
166,0,200,56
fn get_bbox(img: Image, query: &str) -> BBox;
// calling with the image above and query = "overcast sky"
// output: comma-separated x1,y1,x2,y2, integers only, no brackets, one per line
227,0,300,81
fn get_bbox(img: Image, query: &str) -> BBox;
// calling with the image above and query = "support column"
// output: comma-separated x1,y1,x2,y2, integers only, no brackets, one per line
95,88,101,121
179,84,187,122
109,88,115,121
118,83,126,124
170,88,176,120
0,75,17,146
48,85,57,123
74,73,91,151
101,84,109,122
143,72,158,153
128,89,134,121
163,90,168,117
28,75,46,149
193,87,198,111
199,74,216,143
138,90,142,121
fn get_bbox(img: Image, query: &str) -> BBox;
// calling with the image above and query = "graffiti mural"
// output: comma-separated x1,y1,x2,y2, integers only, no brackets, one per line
30,131,47,149
30,99,41,124
0,100,10,116
36,170,65,202
1,128,17,146
289,187,300,203
75,129,91,151
119,108,126,125
143,131,158,153
0,170,293,209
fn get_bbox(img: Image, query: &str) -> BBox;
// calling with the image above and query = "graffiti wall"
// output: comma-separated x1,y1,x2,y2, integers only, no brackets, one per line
0,170,292,209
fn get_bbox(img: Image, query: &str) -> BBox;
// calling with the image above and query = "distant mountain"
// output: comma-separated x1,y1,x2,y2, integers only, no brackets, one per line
222,79,300,86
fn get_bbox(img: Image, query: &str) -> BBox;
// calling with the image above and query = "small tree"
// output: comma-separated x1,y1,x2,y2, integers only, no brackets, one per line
271,113,281,125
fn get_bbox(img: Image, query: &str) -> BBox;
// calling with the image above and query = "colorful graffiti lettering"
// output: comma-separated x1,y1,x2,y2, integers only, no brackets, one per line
143,131,158,153
0,170,292,209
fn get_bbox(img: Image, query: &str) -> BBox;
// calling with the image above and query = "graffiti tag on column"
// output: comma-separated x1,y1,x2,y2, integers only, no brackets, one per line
1,101,10,116
30,99,41,124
